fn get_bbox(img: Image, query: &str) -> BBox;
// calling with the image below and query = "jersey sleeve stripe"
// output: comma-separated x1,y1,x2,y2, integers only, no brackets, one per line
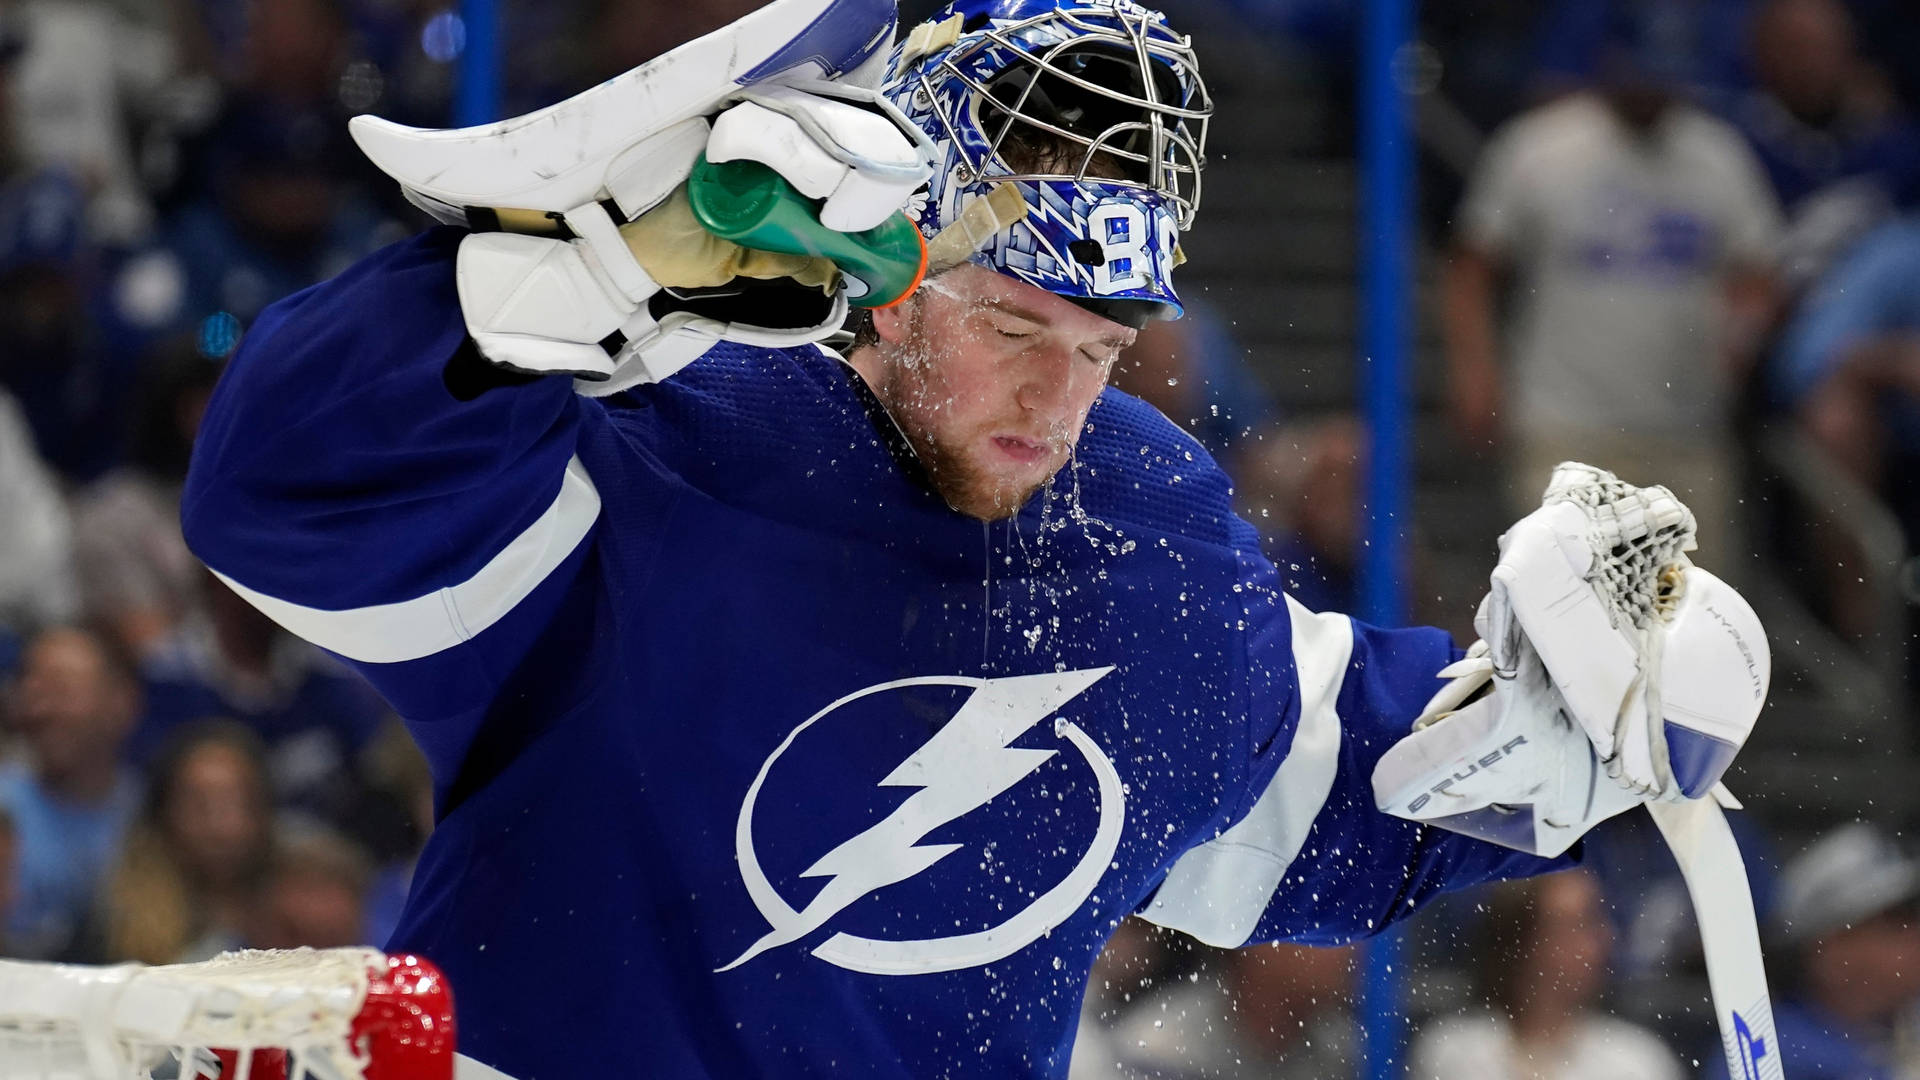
209,455,602,665
1138,596,1352,947
454,1053,524,1080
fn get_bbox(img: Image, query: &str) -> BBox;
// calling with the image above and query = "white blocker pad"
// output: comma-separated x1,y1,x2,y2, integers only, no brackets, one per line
349,0,902,218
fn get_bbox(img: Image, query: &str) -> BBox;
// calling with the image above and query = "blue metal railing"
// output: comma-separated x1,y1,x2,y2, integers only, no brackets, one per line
456,0,501,126
1356,0,1415,1074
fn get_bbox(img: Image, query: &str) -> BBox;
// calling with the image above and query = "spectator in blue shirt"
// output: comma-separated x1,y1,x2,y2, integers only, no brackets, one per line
1774,217,1920,531
1728,0,1920,290
137,575,394,835
1769,216,1920,634
0,626,142,958
0,167,149,483
138,95,400,350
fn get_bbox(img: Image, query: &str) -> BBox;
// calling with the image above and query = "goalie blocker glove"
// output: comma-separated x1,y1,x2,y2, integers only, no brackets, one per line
348,0,934,395
1372,464,1771,857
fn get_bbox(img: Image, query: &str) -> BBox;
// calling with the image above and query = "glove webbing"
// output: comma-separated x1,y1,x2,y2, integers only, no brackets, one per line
1540,462,1697,797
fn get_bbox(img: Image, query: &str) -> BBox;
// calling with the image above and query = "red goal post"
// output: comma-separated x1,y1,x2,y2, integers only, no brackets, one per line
0,948,452,1079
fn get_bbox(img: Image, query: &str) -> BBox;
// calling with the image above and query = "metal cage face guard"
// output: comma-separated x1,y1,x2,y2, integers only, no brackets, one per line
887,0,1211,322
933,7,1210,225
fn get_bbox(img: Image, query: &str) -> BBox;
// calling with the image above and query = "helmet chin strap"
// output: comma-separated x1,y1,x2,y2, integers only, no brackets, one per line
925,183,1029,272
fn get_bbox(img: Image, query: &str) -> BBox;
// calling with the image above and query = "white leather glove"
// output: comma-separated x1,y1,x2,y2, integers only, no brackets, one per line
1371,463,1772,857
1372,564,1764,858
348,0,933,391
1490,464,1769,798
1371,638,1645,858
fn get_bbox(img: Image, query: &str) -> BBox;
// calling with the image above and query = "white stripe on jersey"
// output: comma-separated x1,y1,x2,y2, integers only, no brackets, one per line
455,1052,525,1080
1139,596,1351,947
213,456,601,664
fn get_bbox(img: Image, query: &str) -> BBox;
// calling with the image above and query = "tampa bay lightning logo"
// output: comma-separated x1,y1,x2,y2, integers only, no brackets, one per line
721,668,1124,976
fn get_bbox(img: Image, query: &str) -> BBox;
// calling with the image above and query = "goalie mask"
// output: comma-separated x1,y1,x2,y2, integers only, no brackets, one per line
885,0,1210,328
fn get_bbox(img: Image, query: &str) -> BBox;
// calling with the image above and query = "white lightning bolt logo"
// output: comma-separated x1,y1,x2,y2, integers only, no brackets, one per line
721,667,1120,975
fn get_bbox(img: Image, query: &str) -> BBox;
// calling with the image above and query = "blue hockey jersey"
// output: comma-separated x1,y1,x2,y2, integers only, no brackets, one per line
182,227,1564,1079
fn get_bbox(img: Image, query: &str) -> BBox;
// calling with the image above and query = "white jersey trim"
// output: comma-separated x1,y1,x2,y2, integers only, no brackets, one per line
212,456,601,664
1139,596,1351,947
455,1053,523,1080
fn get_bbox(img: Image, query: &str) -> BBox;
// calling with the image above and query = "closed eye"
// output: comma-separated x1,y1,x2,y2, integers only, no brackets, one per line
983,310,1044,340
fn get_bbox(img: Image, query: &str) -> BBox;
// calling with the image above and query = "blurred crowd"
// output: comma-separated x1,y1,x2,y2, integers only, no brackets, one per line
0,0,1916,1077
0,0,726,976
1074,823,1920,1080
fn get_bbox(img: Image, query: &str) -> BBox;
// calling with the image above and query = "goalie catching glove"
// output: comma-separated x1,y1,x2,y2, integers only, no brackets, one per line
348,0,935,396
1372,464,1771,857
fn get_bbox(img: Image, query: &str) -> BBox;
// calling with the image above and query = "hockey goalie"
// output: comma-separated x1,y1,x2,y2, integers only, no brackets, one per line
167,0,1778,1077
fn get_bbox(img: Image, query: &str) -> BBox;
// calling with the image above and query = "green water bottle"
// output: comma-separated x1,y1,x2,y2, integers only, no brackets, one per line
686,154,927,309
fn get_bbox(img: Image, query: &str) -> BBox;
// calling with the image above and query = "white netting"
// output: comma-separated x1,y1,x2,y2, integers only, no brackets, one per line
0,948,386,1080
1540,461,1698,631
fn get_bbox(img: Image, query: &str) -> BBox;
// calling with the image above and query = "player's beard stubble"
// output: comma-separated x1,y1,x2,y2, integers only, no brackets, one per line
908,417,1039,522
889,370,1050,522
871,306,1075,522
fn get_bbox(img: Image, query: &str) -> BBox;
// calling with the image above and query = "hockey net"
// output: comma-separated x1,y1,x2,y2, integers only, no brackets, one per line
0,948,452,1080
